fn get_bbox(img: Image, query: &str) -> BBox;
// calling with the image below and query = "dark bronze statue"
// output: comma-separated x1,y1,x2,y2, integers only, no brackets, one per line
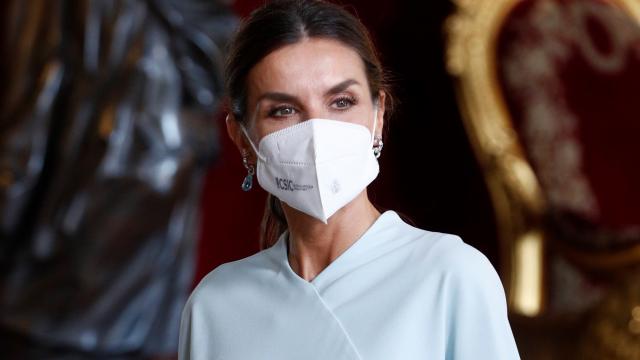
0,0,236,357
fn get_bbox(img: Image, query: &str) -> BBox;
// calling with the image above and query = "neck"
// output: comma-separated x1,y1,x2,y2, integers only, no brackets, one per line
282,191,381,282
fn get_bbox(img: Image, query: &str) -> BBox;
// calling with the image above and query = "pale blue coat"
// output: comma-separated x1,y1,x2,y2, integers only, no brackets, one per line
179,211,520,359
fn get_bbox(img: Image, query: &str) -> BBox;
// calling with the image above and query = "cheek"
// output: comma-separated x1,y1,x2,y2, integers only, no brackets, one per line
252,121,272,144
336,107,376,129
253,118,299,143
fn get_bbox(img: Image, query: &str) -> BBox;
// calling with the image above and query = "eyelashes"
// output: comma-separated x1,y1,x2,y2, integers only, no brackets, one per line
268,105,296,117
266,95,359,118
332,95,357,111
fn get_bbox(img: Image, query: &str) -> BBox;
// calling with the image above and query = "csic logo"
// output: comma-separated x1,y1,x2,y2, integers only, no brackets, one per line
275,177,313,192
275,177,294,191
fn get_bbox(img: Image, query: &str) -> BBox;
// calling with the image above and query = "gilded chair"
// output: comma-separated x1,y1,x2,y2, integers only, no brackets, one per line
446,0,640,358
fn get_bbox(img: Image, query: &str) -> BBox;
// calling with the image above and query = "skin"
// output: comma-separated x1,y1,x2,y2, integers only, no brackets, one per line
226,37,386,282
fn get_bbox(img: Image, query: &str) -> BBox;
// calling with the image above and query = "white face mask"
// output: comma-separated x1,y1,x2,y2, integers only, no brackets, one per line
241,110,380,223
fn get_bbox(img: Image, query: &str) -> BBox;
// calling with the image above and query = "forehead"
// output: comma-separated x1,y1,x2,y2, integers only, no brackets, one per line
247,37,369,99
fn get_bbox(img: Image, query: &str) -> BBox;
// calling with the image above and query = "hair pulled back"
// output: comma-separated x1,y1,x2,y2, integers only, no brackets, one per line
225,0,392,249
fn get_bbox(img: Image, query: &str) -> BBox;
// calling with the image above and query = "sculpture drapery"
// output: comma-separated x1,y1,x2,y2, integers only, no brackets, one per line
0,0,236,357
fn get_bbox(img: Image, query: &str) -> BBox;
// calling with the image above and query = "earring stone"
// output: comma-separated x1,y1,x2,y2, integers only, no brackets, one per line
242,156,255,191
373,136,384,159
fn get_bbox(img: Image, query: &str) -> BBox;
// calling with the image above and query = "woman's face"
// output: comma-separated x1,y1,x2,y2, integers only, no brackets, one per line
242,37,384,144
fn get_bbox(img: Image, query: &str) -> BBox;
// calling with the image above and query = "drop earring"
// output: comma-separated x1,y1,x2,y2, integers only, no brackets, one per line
373,135,384,159
241,155,255,191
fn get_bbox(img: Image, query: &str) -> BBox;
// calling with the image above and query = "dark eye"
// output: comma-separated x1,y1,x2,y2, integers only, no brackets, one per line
269,106,297,117
332,96,357,110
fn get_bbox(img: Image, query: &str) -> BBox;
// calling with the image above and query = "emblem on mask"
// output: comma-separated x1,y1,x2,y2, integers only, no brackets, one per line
330,180,341,194
275,177,313,192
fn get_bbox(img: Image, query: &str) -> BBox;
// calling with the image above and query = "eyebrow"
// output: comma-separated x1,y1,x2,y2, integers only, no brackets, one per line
256,79,361,103
326,79,361,95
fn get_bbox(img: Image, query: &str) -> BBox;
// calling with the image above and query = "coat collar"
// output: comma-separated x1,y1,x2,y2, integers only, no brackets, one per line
268,211,403,290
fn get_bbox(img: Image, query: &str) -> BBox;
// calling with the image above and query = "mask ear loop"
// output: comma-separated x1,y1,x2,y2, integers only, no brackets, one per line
370,100,379,147
238,105,267,163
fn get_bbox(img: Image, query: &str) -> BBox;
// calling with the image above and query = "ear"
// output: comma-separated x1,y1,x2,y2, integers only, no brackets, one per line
225,113,255,161
375,90,386,137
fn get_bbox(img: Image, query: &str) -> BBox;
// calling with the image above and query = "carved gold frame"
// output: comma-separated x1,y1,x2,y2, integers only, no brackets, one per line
445,0,640,317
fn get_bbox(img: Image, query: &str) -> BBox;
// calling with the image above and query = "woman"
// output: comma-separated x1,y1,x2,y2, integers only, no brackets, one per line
179,1,520,359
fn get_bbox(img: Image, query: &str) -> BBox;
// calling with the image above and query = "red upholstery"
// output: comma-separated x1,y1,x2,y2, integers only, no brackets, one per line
497,0,640,249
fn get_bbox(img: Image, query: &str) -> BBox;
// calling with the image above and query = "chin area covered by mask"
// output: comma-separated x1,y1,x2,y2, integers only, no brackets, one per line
241,109,380,223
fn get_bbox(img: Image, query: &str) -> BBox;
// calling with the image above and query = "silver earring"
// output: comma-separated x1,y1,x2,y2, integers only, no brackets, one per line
241,156,255,191
373,136,384,159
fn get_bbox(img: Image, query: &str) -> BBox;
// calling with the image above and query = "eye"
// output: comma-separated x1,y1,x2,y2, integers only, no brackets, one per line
332,96,357,110
269,105,297,118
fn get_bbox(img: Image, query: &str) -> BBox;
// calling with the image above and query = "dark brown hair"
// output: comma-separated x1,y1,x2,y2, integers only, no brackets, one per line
225,0,392,249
